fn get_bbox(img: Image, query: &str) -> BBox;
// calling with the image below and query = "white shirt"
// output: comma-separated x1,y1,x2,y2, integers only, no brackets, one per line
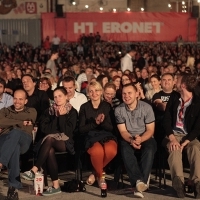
0,93,13,110
121,53,133,72
77,73,87,91
69,91,88,112
52,37,60,45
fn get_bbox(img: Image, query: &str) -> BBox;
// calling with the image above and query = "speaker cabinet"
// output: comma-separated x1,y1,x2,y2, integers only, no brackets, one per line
192,6,199,18
56,4,64,17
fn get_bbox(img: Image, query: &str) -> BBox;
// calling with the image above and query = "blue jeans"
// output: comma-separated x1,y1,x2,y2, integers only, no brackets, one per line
121,138,157,187
0,129,32,189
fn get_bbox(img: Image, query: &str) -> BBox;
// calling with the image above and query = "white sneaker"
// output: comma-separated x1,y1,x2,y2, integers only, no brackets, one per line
134,190,144,198
136,180,148,192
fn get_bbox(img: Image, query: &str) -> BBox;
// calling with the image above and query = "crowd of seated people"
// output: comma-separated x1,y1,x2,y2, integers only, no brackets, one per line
0,40,200,199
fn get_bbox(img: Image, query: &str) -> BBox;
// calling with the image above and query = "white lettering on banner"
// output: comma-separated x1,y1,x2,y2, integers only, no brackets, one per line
74,22,162,34
102,22,162,33
74,22,94,33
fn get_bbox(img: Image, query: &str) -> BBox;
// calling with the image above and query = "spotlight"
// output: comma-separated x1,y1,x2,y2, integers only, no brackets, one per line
85,5,89,8
141,7,144,11
182,1,185,4
127,8,131,11
72,1,76,5
100,7,103,11
168,4,171,8
113,8,116,12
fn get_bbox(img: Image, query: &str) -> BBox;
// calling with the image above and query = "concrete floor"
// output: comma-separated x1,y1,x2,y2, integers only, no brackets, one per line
0,169,196,200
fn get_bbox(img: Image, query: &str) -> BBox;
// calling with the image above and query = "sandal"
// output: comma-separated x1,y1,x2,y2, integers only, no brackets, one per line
86,173,96,185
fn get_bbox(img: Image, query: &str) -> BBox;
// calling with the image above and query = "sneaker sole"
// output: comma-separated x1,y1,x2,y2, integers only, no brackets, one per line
21,174,34,181
42,191,62,196
172,177,185,198
134,191,144,198
136,182,148,192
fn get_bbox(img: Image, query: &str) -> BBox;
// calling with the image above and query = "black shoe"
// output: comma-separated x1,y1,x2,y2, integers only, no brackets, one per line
172,176,185,198
5,187,19,200
194,182,200,199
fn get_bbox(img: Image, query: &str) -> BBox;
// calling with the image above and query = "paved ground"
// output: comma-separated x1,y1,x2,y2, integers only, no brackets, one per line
0,169,196,200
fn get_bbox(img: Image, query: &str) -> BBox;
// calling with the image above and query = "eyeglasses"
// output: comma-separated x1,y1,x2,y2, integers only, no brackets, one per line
122,78,130,82
40,82,48,85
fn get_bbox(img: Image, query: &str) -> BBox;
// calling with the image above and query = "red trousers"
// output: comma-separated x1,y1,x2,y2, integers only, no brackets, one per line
87,140,117,178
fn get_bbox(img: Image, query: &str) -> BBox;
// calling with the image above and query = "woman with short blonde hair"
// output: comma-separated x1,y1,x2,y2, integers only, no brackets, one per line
79,81,117,186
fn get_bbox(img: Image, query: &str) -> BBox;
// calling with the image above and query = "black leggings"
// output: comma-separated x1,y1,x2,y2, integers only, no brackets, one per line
35,137,66,181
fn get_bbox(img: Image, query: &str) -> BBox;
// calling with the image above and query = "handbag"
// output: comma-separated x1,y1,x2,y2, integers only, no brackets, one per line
63,179,86,193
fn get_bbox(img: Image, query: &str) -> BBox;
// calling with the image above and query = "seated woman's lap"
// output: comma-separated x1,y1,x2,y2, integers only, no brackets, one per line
40,137,66,153
87,140,117,178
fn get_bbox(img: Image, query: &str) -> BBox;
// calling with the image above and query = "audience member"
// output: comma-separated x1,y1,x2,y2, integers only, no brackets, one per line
115,83,156,198
121,48,137,72
0,89,37,200
162,73,200,198
0,78,13,109
22,87,78,196
79,81,117,186
62,76,87,112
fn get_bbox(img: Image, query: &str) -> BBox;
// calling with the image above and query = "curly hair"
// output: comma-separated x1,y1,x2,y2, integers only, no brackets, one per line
180,73,197,92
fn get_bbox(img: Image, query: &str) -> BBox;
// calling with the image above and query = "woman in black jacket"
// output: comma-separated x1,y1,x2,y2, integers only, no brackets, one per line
79,81,117,186
22,87,78,196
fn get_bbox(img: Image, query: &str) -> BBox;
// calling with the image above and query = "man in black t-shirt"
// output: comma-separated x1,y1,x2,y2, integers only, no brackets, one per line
152,73,178,143
152,73,177,115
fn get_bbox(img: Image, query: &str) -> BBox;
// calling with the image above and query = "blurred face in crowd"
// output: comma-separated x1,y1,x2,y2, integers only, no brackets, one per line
122,85,138,106
113,77,121,89
110,71,118,78
85,68,93,76
141,69,148,79
150,77,161,90
22,76,36,94
0,83,4,96
117,70,123,77
102,77,108,87
51,53,59,60
167,65,174,74
121,75,131,86
53,89,68,107
161,74,174,92
39,80,50,91
63,81,76,99
175,75,183,93
25,68,32,75
13,90,28,112
6,71,12,80
104,87,116,103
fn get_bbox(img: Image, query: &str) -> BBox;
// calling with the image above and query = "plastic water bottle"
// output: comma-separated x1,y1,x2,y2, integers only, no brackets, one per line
100,172,107,198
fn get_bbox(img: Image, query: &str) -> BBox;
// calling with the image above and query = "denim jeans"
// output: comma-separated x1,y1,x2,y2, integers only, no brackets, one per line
0,129,32,189
121,137,157,187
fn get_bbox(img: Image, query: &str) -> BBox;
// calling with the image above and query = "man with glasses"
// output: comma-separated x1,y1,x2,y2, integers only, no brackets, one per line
163,73,200,199
115,83,156,198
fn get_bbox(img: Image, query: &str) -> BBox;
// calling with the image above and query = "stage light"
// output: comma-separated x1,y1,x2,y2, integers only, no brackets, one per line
182,1,185,4
113,8,116,12
141,7,144,11
127,8,131,11
72,1,76,5
100,7,103,11
168,4,171,8
85,5,89,8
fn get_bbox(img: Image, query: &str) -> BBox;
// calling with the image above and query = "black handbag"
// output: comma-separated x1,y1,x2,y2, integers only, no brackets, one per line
63,179,86,193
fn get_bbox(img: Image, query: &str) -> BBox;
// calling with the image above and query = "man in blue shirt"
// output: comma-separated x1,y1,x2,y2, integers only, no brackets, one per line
0,78,13,110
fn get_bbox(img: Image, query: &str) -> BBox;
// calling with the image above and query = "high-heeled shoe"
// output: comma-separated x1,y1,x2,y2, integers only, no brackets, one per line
86,173,96,185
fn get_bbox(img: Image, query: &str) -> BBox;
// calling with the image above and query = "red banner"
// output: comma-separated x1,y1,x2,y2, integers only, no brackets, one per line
41,12,197,42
